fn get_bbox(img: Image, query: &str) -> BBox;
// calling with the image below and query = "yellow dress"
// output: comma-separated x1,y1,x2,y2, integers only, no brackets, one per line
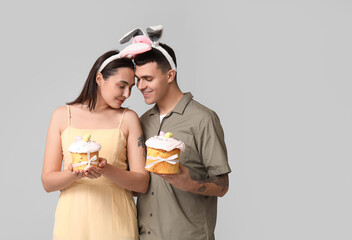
53,106,138,240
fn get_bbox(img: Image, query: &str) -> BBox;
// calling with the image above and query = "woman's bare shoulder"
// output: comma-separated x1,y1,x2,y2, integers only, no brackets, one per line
120,108,141,135
50,105,69,131
122,108,141,126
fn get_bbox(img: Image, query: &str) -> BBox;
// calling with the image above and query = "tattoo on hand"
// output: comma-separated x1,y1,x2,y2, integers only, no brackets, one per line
197,175,229,193
198,185,206,192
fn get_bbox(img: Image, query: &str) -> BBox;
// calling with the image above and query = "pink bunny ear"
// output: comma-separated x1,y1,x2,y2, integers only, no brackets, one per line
118,35,153,58
98,28,151,72
119,42,152,58
133,35,152,45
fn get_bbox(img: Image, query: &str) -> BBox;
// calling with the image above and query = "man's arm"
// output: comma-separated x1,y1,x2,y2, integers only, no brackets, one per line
158,110,231,197
157,164,229,197
196,173,229,197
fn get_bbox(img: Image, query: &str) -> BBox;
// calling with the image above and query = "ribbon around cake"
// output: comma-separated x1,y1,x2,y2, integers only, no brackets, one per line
145,154,179,169
72,154,99,169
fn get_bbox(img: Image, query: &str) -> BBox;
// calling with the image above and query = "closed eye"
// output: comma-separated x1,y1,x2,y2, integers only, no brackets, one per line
118,80,135,89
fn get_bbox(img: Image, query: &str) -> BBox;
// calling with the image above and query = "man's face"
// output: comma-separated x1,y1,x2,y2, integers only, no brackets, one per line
135,62,170,105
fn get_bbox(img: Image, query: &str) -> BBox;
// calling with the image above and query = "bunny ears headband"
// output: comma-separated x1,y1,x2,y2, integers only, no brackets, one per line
98,25,177,73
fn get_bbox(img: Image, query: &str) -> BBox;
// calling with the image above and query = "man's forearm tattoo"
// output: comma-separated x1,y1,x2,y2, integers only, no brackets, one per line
138,135,146,156
197,175,229,193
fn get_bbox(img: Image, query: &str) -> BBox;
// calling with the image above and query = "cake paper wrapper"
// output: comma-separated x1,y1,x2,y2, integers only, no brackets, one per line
72,154,99,170
145,154,179,169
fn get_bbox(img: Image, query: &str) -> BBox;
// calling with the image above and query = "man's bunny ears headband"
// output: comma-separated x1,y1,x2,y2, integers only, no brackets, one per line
98,25,177,73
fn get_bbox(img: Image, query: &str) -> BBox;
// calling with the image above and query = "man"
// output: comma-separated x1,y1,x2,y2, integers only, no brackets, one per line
134,30,231,240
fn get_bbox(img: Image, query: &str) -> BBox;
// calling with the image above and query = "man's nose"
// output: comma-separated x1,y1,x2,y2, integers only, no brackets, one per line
137,80,145,90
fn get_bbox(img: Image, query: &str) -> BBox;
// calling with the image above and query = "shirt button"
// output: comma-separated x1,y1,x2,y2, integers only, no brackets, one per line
150,213,153,217
148,231,151,235
151,192,154,195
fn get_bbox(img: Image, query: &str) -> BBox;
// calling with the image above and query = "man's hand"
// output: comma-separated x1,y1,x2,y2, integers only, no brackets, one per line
156,164,194,192
157,164,229,197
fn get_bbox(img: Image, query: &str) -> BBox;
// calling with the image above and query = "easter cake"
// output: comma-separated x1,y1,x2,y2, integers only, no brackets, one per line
68,134,101,171
144,131,186,174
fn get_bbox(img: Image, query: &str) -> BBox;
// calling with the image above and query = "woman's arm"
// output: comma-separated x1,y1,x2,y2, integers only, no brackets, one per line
41,107,84,192
102,109,149,193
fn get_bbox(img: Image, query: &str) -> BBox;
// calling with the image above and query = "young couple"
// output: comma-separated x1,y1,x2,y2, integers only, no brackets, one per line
42,26,231,240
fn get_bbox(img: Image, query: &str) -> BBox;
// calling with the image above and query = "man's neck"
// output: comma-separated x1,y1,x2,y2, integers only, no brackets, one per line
157,87,184,115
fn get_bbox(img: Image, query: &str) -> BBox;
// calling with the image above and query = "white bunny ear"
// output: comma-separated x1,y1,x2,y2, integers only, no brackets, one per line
119,28,144,44
146,25,163,43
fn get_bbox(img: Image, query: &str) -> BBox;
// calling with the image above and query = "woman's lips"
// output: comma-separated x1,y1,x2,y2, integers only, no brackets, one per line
117,99,125,105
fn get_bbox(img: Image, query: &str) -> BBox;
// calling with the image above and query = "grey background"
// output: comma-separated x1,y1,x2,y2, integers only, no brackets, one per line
1,0,351,239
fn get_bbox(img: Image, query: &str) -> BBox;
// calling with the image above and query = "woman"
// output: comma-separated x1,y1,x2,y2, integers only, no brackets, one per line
41,50,149,240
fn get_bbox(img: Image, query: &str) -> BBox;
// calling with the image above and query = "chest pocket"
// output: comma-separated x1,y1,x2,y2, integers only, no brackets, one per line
174,132,207,180
174,132,192,161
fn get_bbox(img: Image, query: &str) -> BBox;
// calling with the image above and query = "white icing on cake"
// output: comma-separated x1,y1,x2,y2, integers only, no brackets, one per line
146,135,186,152
68,139,101,153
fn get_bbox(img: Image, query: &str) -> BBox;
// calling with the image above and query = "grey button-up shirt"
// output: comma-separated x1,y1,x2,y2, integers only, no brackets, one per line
137,92,231,240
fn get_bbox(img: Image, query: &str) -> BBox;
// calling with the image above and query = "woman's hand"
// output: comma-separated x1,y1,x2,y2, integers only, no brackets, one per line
68,163,86,178
84,158,108,179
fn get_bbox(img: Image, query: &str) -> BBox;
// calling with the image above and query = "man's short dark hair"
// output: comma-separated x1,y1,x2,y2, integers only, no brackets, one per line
134,43,177,77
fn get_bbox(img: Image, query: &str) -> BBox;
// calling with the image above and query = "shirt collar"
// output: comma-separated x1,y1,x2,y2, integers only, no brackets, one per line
149,92,193,116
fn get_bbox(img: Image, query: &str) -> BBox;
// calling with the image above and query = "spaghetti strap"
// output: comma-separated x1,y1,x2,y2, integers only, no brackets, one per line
66,105,71,127
118,108,128,129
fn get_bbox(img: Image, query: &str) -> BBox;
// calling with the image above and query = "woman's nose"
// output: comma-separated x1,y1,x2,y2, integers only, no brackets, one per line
123,88,131,98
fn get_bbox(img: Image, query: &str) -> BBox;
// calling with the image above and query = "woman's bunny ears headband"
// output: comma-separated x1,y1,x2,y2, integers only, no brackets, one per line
98,25,177,73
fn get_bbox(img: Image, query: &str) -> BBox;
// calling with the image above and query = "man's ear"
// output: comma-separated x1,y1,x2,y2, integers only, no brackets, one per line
96,73,104,86
167,69,176,83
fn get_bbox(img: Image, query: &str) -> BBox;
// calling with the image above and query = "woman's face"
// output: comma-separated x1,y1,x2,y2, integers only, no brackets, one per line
98,67,135,109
